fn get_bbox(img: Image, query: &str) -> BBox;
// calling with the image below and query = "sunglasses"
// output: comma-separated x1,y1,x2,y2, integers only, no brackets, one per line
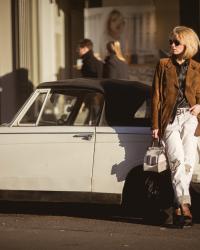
169,39,181,46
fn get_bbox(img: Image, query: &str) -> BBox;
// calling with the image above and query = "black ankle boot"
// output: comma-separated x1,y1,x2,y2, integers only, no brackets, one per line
173,207,184,228
181,204,193,227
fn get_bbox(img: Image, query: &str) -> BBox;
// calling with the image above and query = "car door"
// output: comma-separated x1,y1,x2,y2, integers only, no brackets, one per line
0,88,103,192
93,126,151,194
92,95,152,195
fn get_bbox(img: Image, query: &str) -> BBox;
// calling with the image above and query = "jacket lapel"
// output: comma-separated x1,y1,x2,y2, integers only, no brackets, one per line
185,59,196,87
165,58,179,88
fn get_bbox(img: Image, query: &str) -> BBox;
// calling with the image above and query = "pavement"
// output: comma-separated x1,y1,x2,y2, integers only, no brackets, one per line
0,202,199,250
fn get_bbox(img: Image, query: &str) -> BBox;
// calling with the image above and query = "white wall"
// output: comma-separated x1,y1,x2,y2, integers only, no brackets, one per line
0,0,12,76
38,0,65,83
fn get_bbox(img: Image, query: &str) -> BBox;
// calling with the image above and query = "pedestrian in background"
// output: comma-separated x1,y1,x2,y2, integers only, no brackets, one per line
151,26,200,227
103,40,129,79
77,38,103,78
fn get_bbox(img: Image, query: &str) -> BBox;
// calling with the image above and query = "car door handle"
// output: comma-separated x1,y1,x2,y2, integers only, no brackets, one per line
73,133,93,141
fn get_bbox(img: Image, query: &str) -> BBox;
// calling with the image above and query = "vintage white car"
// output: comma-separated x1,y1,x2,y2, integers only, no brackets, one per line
0,78,199,212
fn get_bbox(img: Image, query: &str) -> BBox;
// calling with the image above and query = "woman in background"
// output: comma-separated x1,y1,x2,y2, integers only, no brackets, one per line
103,40,129,79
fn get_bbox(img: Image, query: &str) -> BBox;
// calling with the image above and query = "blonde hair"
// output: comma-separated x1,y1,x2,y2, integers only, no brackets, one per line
106,40,126,62
169,26,200,59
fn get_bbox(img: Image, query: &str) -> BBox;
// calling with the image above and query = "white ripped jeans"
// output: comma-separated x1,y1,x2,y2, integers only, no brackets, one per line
163,108,198,206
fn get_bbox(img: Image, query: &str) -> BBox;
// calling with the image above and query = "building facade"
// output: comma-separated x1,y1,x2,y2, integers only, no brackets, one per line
0,0,199,123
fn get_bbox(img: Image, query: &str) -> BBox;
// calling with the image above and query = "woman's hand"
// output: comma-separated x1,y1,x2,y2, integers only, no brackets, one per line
152,129,159,139
190,104,200,116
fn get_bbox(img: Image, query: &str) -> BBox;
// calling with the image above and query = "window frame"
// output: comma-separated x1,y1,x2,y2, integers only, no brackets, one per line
11,88,105,127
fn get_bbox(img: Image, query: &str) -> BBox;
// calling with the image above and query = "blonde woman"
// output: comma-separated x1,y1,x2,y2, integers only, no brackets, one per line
152,26,200,227
103,40,129,79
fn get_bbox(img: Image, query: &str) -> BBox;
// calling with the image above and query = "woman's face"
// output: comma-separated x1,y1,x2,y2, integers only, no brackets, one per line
169,36,185,56
108,14,125,39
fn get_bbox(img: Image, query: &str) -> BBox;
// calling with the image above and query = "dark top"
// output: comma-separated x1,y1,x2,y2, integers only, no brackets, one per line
169,58,190,123
81,50,103,78
103,54,129,79
173,58,189,108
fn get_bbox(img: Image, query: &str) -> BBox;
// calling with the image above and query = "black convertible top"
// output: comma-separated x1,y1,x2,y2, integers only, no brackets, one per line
38,78,151,95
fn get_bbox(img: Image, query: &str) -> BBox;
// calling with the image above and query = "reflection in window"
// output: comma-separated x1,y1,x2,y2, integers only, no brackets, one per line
74,92,103,126
39,93,77,126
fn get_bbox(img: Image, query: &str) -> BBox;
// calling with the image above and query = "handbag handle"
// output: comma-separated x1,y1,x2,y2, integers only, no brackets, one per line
152,138,162,147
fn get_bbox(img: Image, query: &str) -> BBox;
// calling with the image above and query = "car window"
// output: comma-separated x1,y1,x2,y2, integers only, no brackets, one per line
134,99,151,118
18,89,104,126
19,93,47,124
103,88,151,127
39,93,78,126
132,98,151,126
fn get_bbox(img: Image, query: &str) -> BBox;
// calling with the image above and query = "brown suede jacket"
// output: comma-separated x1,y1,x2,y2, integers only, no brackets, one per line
151,57,200,137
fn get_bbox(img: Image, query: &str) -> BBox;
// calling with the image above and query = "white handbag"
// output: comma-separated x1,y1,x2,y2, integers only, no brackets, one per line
143,140,168,173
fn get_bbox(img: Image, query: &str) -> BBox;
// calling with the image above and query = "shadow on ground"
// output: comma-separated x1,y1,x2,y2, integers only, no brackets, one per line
0,201,145,225
0,199,199,227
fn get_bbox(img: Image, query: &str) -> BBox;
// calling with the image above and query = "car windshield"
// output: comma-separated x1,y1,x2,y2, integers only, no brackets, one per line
19,89,104,126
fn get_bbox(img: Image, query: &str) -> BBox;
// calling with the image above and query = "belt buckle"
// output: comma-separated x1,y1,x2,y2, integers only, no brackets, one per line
177,108,189,116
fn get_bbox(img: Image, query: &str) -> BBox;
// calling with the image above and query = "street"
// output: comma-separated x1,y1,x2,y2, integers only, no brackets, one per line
0,202,199,250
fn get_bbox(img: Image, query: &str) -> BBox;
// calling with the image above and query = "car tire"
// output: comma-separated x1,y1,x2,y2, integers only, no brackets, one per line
143,170,174,225
122,167,174,224
122,165,146,218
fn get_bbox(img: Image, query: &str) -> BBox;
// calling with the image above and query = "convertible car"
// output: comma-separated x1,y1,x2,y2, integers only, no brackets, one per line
0,78,199,211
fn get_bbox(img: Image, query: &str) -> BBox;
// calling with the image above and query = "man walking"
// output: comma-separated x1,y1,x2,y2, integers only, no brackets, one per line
78,38,103,78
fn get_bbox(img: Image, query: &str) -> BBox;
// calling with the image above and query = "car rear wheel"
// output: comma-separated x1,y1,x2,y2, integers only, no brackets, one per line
122,167,174,224
122,165,146,218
